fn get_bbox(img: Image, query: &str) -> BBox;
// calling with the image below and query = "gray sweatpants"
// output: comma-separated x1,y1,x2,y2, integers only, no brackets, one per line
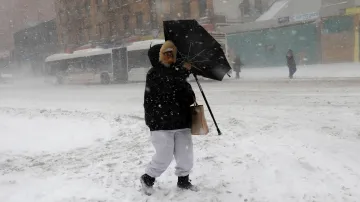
145,129,193,178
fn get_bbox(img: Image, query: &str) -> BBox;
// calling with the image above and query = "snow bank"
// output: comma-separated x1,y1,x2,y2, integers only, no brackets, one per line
0,110,114,154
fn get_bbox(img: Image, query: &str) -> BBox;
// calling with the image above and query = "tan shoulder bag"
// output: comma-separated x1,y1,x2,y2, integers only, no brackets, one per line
191,102,209,135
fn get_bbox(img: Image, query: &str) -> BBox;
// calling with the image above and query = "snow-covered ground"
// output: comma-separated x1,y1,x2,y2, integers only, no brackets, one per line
1,64,360,202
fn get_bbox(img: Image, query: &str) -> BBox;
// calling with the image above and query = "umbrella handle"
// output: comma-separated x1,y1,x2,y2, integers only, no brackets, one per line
193,73,222,136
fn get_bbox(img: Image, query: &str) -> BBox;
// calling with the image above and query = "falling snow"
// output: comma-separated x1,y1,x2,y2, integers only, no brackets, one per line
0,0,360,201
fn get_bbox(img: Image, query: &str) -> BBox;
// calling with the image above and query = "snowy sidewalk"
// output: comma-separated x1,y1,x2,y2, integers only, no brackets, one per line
225,63,360,80
1,66,360,201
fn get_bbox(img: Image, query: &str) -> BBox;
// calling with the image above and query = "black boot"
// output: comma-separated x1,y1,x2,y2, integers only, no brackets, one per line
140,174,155,195
177,175,199,191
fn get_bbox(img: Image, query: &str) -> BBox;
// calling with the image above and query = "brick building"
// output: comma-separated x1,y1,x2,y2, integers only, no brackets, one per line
55,0,214,51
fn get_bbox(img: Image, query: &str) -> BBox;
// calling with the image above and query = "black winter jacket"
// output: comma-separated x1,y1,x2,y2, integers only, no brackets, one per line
286,55,296,69
286,50,296,69
144,44,195,131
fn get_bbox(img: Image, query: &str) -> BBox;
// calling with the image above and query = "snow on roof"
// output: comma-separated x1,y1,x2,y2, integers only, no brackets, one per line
45,53,73,62
127,39,165,51
256,0,289,21
46,40,165,62
45,48,112,62
73,48,112,57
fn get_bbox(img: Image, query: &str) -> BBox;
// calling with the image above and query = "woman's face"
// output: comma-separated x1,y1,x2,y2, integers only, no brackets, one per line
163,51,175,64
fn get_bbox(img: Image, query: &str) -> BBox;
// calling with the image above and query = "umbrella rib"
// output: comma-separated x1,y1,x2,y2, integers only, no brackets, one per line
191,58,211,63
191,64,205,74
177,50,188,62
189,51,213,63
187,42,192,61
188,49,206,63
176,52,189,69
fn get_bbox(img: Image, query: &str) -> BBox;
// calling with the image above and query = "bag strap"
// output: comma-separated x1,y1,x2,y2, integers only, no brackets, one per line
194,97,198,106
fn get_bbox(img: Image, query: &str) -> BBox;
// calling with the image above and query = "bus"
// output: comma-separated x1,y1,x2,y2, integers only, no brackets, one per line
126,39,164,82
45,39,164,84
45,38,226,84
45,48,113,84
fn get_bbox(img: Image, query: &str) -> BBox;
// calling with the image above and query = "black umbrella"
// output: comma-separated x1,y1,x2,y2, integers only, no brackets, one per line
163,20,232,135
163,20,231,81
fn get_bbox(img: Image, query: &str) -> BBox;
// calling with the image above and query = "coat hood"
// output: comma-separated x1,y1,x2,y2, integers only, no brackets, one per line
148,43,163,67
159,40,177,65
287,49,294,57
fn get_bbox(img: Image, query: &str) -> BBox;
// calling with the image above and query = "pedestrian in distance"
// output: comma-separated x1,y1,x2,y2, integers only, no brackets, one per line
233,55,243,79
286,49,297,79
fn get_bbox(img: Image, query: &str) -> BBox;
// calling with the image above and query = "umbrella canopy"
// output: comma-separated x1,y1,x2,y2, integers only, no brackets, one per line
163,20,231,81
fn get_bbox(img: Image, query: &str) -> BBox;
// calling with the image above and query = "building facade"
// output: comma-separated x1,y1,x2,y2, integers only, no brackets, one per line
212,0,276,23
13,19,58,75
55,0,215,51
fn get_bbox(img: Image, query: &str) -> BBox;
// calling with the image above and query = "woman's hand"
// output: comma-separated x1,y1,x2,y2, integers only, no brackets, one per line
183,62,192,70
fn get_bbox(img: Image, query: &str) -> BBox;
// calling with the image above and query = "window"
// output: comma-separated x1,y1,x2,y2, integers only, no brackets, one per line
108,0,119,9
239,0,250,16
85,0,91,13
79,20,85,30
97,24,102,38
136,12,143,28
97,0,102,11
59,11,68,24
158,0,163,13
182,0,191,19
123,15,129,30
170,1,175,16
78,29,85,43
254,0,262,14
62,31,67,44
75,1,83,16
121,0,130,12
149,0,157,28
109,21,117,36
101,24,107,38
46,31,53,43
58,12,62,24
322,16,353,34
76,8,82,17
86,27,92,40
198,0,207,17
122,0,129,6
150,12,158,29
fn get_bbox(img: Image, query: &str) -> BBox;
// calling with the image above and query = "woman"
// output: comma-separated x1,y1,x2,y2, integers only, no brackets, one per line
140,41,197,195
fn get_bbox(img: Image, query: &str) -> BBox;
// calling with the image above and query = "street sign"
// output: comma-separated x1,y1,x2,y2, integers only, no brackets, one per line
291,12,319,22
